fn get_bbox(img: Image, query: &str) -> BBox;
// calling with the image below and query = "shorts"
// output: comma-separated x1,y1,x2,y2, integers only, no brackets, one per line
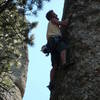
47,36,68,67
51,51,60,67
48,36,68,53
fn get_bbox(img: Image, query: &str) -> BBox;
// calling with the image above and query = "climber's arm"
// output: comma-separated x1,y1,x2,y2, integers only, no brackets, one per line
67,13,73,26
51,13,72,27
51,18,68,27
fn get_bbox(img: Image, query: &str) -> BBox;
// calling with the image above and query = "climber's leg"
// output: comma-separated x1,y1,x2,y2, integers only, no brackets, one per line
48,51,58,91
47,66,56,91
60,49,66,65
50,67,55,82
56,41,67,66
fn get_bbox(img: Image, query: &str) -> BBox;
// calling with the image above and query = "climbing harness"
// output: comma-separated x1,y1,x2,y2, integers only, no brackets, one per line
41,36,62,56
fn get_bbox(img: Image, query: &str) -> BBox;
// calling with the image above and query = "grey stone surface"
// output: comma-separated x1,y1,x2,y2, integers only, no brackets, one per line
50,0,100,100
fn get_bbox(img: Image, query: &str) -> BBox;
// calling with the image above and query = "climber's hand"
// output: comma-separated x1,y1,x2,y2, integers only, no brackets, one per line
68,13,73,20
69,13,72,17
61,21,68,27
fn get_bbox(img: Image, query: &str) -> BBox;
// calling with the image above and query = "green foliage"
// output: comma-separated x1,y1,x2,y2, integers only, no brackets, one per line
13,0,50,16
0,0,50,74
0,7,28,74
0,0,50,93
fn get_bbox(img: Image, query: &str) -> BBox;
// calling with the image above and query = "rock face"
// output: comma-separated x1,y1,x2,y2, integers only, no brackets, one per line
50,0,100,100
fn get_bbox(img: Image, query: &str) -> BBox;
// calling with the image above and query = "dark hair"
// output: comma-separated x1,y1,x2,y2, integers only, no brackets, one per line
46,10,53,21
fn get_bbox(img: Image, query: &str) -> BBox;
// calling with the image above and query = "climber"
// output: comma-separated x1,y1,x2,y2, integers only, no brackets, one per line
46,10,70,66
45,10,72,90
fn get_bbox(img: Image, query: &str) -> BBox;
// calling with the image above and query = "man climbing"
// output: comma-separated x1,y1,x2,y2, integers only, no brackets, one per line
45,10,72,90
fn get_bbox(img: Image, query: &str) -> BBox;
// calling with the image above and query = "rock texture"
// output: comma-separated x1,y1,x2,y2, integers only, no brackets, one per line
50,0,100,100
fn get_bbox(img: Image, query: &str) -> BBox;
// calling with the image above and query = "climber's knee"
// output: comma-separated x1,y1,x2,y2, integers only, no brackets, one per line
50,68,55,81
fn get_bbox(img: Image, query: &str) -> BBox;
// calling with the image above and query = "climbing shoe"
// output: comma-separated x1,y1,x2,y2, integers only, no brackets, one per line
61,60,75,69
47,82,55,91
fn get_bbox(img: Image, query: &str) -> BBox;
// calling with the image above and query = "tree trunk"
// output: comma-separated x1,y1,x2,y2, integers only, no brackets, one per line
0,44,28,100
0,5,29,100
50,0,100,100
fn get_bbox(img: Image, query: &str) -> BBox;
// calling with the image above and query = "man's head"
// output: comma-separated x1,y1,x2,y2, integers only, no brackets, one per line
46,10,58,21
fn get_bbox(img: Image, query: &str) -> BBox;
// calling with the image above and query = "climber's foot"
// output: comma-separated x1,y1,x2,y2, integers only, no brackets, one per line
47,82,55,91
61,63,67,69
61,60,75,69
